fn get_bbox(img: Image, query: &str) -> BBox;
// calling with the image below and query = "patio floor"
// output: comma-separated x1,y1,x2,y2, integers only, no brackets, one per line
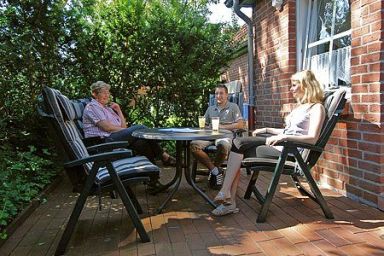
1,164,384,256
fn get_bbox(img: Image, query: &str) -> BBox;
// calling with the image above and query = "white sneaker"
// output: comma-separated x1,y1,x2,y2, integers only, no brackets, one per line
211,204,239,216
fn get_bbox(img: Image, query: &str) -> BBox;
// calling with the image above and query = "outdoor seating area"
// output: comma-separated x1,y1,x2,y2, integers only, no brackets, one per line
2,1,384,256
1,164,384,255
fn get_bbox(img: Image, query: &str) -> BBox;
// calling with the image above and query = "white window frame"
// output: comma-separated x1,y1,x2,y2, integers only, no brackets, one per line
297,0,351,90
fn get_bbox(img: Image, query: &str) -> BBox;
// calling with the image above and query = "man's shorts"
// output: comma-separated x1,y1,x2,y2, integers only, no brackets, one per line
190,137,232,154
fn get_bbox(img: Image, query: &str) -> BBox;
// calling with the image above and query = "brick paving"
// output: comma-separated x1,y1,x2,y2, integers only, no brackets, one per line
1,165,384,256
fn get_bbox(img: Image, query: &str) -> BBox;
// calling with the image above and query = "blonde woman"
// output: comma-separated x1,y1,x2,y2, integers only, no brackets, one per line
212,70,325,216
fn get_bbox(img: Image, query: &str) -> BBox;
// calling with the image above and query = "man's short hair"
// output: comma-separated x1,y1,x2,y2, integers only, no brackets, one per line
215,84,228,94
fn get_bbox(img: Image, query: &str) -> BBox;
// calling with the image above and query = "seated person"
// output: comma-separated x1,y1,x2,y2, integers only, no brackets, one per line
211,70,326,216
191,84,244,189
82,81,175,166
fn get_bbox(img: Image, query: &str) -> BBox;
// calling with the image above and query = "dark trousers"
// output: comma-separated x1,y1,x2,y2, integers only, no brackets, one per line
231,136,282,159
106,125,163,163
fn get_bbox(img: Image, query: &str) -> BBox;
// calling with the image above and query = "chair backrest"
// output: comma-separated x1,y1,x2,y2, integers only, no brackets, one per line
71,98,92,138
305,89,347,168
40,86,93,188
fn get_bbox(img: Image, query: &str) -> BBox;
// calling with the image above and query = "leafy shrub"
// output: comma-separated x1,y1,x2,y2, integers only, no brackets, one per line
0,145,58,239
0,0,237,238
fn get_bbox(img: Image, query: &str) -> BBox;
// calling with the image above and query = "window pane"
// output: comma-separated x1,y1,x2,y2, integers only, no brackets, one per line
334,0,351,34
333,34,351,50
331,45,351,86
316,0,333,41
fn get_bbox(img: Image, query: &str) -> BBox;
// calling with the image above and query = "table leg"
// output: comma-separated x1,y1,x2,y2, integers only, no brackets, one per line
156,140,183,213
184,141,217,208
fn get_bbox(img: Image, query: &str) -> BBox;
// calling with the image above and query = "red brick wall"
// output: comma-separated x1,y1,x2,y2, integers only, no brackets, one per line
316,0,384,209
223,0,384,209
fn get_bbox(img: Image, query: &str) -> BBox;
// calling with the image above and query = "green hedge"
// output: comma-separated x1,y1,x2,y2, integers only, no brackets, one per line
0,0,237,239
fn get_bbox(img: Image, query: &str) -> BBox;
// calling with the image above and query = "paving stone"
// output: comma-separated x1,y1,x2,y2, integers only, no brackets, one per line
1,170,384,256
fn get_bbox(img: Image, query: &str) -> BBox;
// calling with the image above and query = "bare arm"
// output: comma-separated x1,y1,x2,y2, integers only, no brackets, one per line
97,120,124,133
220,119,244,131
96,103,127,133
110,103,127,128
266,104,325,146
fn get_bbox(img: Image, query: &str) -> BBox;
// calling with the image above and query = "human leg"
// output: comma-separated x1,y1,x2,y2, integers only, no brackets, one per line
214,138,231,167
213,137,267,205
190,140,215,170
214,151,243,204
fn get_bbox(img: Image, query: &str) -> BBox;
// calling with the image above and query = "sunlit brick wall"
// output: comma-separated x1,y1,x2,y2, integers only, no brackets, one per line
316,0,384,209
223,0,384,210
252,0,297,128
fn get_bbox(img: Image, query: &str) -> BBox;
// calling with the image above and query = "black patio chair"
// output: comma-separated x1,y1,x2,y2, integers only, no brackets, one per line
38,86,160,255
242,89,347,223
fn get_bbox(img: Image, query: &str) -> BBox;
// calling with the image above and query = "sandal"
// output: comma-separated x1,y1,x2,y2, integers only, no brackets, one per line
213,191,231,205
162,156,176,167
211,204,239,216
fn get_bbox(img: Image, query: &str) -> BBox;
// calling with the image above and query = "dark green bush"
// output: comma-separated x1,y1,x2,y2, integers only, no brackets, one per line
0,0,236,238
0,145,58,239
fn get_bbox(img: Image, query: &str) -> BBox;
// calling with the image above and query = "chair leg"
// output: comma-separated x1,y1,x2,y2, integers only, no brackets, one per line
125,185,143,214
244,169,258,199
257,151,288,223
55,165,99,256
106,163,150,242
191,158,198,182
294,153,334,219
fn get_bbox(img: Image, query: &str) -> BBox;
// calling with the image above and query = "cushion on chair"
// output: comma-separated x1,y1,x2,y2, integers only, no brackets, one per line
57,93,76,121
96,156,160,184
323,89,345,119
71,98,92,137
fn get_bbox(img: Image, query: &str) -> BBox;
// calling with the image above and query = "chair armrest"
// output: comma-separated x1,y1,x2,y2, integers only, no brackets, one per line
82,136,105,147
64,151,133,168
232,128,246,137
275,141,323,152
87,141,131,154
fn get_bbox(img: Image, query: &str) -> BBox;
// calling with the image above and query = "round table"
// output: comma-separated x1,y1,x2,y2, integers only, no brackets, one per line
132,127,232,212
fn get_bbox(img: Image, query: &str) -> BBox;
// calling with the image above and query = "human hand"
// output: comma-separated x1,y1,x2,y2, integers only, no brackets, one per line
110,102,122,113
252,128,266,137
265,134,287,146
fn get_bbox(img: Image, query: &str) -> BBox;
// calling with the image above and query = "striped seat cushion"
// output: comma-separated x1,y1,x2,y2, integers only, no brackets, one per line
96,156,160,184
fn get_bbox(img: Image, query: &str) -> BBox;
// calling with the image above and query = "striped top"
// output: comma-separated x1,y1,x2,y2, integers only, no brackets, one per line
82,99,121,138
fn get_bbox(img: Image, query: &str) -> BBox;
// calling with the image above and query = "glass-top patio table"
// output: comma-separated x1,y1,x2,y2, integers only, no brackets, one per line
132,127,232,212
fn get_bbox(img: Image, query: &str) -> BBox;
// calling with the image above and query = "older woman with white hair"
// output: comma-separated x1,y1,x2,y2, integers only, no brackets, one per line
211,70,326,216
82,81,175,166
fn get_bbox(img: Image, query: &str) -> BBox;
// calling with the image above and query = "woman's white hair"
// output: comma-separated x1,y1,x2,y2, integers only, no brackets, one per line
90,81,110,94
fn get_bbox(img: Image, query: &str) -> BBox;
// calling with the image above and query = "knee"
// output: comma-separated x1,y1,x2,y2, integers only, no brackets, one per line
216,142,230,155
190,142,203,153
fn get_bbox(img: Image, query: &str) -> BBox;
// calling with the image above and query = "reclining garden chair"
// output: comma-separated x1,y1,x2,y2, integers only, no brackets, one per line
242,89,347,223
191,80,246,180
39,86,160,255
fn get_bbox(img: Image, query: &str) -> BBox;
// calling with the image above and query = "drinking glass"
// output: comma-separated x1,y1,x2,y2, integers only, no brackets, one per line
198,116,206,129
211,117,220,131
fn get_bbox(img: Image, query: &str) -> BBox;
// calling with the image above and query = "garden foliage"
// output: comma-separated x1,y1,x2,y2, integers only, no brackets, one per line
0,0,235,238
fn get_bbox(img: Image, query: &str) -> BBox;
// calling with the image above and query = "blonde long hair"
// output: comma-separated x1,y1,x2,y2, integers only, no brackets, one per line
291,70,324,104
